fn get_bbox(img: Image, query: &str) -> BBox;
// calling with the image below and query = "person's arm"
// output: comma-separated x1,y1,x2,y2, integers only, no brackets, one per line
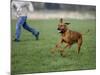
12,1,22,18
21,2,34,12
28,2,34,12
16,7,22,17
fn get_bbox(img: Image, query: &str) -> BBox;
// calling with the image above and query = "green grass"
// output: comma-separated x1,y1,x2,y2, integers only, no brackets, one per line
11,19,96,74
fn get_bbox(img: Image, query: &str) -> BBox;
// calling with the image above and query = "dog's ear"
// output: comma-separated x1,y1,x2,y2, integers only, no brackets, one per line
64,22,70,25
60,18,63,23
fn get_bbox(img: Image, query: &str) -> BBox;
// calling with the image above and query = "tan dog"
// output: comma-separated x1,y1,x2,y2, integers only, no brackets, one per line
52,18,83,57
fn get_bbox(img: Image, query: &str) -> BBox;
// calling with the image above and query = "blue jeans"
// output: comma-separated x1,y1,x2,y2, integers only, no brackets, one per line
15,16,39,40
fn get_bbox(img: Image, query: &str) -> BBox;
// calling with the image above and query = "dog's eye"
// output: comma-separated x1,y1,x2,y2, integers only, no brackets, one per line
61,25,64,26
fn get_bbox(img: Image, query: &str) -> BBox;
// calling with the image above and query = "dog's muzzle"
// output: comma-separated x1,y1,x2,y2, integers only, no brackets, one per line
57,28,64,33
57,28,60,30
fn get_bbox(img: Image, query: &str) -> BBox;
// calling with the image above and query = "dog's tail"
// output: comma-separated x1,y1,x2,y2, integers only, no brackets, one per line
77,35,83,54
82,29,90,35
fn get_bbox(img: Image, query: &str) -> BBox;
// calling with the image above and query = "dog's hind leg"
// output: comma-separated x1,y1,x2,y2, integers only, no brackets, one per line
77,37,82,54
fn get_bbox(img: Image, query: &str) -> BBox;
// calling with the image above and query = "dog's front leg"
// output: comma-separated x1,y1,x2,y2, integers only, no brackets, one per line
59,47,66,57
60,44,71,57
51,39,63,54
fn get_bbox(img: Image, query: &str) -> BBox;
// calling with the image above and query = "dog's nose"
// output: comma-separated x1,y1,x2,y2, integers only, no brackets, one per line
57,28,60,30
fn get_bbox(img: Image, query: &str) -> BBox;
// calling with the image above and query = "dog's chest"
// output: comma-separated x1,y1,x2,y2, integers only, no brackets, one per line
61,33,71,43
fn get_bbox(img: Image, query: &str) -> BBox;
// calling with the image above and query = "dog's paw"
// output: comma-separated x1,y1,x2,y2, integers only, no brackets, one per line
60,52,66,57
51,49,55,54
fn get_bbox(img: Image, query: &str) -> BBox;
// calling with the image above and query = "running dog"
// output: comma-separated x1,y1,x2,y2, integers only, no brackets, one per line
52,18,83,57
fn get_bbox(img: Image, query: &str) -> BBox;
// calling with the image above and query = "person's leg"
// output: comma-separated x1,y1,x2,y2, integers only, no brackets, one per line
14,16,26,41
23,22,39,40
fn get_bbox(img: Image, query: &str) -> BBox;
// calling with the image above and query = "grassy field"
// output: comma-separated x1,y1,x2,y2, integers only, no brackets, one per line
11,19,96,74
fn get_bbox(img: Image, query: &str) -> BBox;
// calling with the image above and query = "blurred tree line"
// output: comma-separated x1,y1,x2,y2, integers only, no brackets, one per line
32,2,96,12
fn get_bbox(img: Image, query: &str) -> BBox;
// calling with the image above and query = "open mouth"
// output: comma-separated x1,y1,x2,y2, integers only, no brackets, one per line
57,28,65,33
57,29,64,33
58,30,61,33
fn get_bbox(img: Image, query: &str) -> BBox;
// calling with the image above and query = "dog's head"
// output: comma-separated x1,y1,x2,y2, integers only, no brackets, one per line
57,18,70,33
